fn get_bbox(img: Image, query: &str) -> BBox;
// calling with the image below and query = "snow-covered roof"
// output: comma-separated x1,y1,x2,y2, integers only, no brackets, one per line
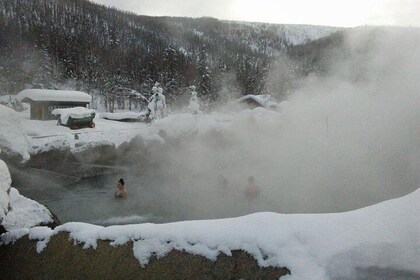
17,89,91,103
235,94,278,108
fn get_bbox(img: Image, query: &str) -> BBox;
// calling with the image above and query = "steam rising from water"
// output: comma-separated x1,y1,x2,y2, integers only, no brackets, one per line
116,28,419,220
19,28,419,224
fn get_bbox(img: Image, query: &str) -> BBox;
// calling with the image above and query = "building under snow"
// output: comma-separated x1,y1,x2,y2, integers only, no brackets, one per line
17,89,92,120
235,94,278,109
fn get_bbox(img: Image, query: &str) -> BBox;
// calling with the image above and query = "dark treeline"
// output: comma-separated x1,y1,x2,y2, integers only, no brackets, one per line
0,0,340,109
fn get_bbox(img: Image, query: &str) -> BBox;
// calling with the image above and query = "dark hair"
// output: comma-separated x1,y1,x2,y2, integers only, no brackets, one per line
118,178,125,185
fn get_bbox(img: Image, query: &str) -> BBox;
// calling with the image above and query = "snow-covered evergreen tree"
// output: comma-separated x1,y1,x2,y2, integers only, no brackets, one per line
188,85,201,114
196,46,216,109
147,82,166,120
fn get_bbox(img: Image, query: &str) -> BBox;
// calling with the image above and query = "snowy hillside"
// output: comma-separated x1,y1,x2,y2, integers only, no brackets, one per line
0,0,341,101
235,21,339,46
281,24,339,45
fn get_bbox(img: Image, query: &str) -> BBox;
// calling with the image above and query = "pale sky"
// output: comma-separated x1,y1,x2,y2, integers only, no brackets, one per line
91,0,420,27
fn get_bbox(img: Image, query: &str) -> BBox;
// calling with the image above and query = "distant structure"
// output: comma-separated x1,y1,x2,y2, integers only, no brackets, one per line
17,89,91,120
235,94,278,110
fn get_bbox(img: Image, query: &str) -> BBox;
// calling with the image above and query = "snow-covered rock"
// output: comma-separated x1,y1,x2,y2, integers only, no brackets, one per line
1,188,55,231
0,157,57,232
0,157,11,224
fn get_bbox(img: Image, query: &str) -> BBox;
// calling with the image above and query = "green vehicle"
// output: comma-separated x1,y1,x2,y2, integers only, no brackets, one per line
52,108,96,129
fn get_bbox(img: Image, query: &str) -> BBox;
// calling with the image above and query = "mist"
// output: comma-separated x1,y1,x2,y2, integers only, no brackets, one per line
92,28,414,222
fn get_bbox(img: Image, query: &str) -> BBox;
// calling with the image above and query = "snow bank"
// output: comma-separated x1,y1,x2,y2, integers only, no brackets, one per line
52,107,96,124
1,189,418,279
1,155,54,230
0,157,11,222
100,111,148,121
1,188,54,231
0,105,30,162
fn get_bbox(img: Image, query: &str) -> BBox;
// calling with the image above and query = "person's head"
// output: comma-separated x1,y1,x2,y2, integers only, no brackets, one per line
117,178,125,189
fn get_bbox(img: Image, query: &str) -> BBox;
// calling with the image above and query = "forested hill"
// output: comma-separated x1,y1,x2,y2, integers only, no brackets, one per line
0,0,339,106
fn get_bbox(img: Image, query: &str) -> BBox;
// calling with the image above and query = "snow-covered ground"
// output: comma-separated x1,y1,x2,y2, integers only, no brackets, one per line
0,104,162,157
0,103,274,158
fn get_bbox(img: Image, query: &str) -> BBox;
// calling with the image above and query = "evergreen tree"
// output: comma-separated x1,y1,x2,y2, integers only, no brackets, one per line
196,46,216,108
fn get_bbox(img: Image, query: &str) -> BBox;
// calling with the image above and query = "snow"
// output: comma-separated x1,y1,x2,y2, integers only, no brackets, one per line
51,107,96,124
0,157,11,222
235,94,278,108
1,158,53,231
100,111,148,121
188,87,201,114
0,104,31,162
1,188,54,231
0,94,14,105
1,188,418,279
17,89,92,103
282,25,339,46
228,22,339,46
0,103,133,161
0,97,278,162
148,83,166,120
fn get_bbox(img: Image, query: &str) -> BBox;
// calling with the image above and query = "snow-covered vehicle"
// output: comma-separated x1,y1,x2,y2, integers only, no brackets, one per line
52,107,96,129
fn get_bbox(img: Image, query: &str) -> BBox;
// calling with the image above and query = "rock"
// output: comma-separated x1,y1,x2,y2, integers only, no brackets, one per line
72,142,116,165
0,224,6,234
0,147,25,167
28,147,75,171
41,206,61,229
116,136,153,167
0,233,290,280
